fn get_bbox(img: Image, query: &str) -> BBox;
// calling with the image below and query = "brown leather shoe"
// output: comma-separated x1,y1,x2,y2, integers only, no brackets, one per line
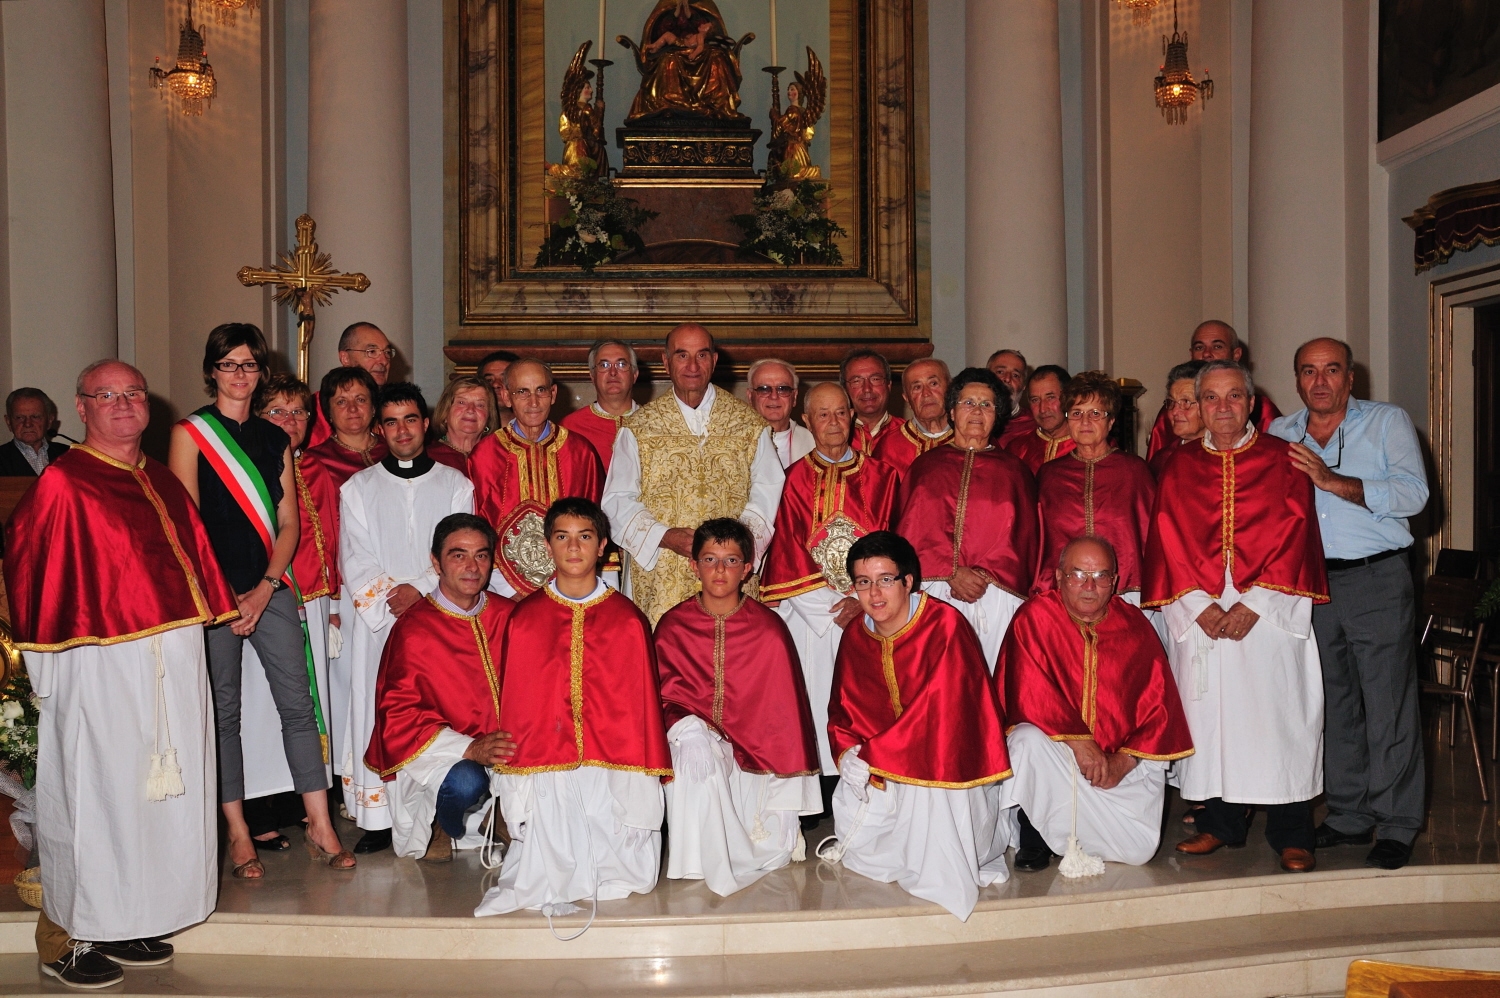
421,823,453,863
1279,847,1316,872
1175,831,1246,855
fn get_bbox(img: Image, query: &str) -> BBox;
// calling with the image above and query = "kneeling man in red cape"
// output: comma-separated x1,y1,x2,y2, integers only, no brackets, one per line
476,498,672,917
365,514,517,861
820,531,1014,921
996,537,1193,872
655,518,822,896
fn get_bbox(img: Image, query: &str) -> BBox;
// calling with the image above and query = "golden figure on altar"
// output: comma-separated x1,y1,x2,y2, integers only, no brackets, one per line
550,41,607,179
617,0,753,124
767,48,827,183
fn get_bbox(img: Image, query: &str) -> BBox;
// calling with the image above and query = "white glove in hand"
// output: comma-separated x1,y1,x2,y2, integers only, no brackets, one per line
839,745,870,802
326,622,343,658
671,716,720,785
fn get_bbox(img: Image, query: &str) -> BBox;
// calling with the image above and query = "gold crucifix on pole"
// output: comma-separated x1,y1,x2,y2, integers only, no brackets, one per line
238,214,370,382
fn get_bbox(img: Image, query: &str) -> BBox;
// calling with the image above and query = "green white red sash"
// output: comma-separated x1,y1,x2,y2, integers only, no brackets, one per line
180,410,329,760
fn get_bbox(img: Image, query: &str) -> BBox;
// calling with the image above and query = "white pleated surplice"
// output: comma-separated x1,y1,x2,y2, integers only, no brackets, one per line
920,582,1023,673
775,585,848,775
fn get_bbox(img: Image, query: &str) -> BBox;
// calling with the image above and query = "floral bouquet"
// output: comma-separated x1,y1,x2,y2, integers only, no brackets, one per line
731,174,847,267
536,167,657,274
0,669,39,790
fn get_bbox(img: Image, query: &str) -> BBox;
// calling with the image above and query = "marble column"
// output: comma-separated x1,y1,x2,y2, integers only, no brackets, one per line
1246,1,1348,409
306,0,412,381
964,0,1069,369
2,0,117,436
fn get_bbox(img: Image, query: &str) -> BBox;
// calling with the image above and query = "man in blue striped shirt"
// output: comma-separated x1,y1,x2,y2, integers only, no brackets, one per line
1270,338,1430,871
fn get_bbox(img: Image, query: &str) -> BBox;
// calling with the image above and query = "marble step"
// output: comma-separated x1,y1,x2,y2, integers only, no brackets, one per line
0,903,1495,997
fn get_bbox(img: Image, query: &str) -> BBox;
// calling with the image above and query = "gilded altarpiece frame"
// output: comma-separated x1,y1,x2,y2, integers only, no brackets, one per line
444,0,930,378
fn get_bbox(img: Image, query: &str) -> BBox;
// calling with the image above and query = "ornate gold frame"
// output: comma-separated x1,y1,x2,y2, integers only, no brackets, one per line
444,0,928,371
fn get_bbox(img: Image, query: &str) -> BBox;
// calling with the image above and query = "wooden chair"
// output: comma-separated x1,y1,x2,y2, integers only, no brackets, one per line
1345,959,1500,998
1419,575,1489,800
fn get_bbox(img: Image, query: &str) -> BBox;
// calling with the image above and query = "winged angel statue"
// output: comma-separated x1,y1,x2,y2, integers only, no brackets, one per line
767,47,827,183
551,41,607,179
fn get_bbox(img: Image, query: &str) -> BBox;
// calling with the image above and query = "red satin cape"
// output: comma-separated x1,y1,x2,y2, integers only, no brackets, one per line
1143,432,1328,607
1146,393,1281,460
1034,451,1156,594
997,409,1037,446
291,453,339,600
829,594,1010,788
1002,427,1077,474
996,591,1194,759
366,594,514,778
495,586,672,777
893,445,1039,596
852,414,905,456
761,451,900,601
870,419,950,475
654,596,819,777
303,436,387,490
427,440,471,477
4,447,239,651
561,406,627,473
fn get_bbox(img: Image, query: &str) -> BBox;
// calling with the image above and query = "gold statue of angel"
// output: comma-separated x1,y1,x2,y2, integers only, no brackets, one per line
767,47,826,183
551,41,607,179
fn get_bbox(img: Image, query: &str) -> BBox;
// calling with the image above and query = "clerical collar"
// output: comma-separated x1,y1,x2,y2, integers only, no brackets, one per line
548,577,608,603
509,419,553,442
381,452,435,479
432,587,485,617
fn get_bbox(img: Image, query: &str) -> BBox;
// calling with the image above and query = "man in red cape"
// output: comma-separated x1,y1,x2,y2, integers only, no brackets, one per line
762,383,899,785
998,538,1193,872
366,514,516,862
870,358,952,474
656,519,821,896
1145,321,1280,461
895,368,1039,666
988,349,1037,447
820,531,1014,922
841,348,905,455
476,498,671,916
6,361,238,987
469,359,603,598
559,340,639,474
1144,361,1327,873
1003,365,1077,473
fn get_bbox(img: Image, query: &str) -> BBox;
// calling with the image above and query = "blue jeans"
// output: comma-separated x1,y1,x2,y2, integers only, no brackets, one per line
434,760,490,838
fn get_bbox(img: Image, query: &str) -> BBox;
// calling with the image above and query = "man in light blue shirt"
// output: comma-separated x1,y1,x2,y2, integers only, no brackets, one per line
1269,338,1429,871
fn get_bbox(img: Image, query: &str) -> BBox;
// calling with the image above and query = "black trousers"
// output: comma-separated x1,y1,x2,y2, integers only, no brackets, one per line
1196,797,1315,852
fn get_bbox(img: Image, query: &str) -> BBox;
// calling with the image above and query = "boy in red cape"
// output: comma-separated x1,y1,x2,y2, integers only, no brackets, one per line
820,531,1014,921
475,498,671,917
365,514,517,862
997,537,1193,872
656,518,821,896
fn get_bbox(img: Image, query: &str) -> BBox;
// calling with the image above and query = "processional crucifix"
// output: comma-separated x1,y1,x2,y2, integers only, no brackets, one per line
238,214,370,382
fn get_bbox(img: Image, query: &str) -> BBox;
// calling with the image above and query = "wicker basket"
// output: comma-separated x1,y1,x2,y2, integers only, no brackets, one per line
13,867,40,909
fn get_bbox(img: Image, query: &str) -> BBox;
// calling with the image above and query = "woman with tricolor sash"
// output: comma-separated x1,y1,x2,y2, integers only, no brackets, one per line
168,324,355,878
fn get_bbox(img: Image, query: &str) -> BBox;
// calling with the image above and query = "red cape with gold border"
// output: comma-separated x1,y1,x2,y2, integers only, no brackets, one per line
561,405,627,474
468,424,603,594
869,419,950,476
1002,427,1077,474
996,591,1193,759
894,445,1039,597
1143,431,1328,608
1034,451,1155,595
291,452,340,600
366,594,514,779
495,586,672,777
761,450,900,601
654,596,819,777
829,594,1011,788
1147,393,1281,460
303,435,387,490
852,413,905,456
4,446,238,650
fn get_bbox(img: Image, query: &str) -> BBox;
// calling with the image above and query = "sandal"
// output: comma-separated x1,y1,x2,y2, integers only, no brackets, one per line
253,833,291,851
231,857,265,879
305,831,357,870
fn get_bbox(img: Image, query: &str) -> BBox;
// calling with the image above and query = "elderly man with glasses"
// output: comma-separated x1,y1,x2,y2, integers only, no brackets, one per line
306,322,399,449
747,358,815,469
562,340,640,474
1269,338,1429,870
0,388,67,477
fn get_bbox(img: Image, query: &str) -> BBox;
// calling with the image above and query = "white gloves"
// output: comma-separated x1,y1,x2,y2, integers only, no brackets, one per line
839,744,870,801
326,621,343,658
669,715,722,785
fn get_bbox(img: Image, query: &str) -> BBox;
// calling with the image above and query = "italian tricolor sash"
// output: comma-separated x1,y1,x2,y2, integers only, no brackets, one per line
181,410,329,760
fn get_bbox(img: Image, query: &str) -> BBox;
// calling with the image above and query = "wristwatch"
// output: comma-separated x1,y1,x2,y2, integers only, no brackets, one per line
262,576,285,592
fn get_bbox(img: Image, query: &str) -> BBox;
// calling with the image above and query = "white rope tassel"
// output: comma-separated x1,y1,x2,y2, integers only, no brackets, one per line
1057,758,1104,879
479,793,505,871
146,635,185,801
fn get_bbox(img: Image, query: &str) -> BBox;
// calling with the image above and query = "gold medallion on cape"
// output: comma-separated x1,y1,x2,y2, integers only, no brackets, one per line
808,514,863,594
497,500,554,594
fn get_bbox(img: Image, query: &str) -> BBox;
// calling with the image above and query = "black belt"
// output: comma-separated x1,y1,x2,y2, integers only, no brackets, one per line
1324,547,1408,572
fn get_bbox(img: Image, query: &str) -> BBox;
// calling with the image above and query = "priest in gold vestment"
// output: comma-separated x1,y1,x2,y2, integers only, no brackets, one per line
602,324,785,624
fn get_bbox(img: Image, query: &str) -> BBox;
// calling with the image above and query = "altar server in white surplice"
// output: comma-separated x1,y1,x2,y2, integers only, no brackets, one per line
339,384,473,854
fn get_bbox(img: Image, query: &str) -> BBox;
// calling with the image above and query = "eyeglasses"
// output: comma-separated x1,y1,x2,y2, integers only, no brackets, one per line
1065,408,1110,422
348,346,397,361
844,375,889,389
265,407,310,421
1302,426,1343,470
1061,569,1116,584
1165,398,1199,411
78,389,147,404
752,385,795,397
214,361,262,373
852,575,905,591
594,359,633,372
955,398,994,410
508,387,553,402
7,414,45,424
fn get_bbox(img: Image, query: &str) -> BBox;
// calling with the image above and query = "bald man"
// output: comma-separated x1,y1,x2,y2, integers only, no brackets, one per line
307,322,397,449
1146,321,1280,460
602,324,785,624
468,359,603,598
